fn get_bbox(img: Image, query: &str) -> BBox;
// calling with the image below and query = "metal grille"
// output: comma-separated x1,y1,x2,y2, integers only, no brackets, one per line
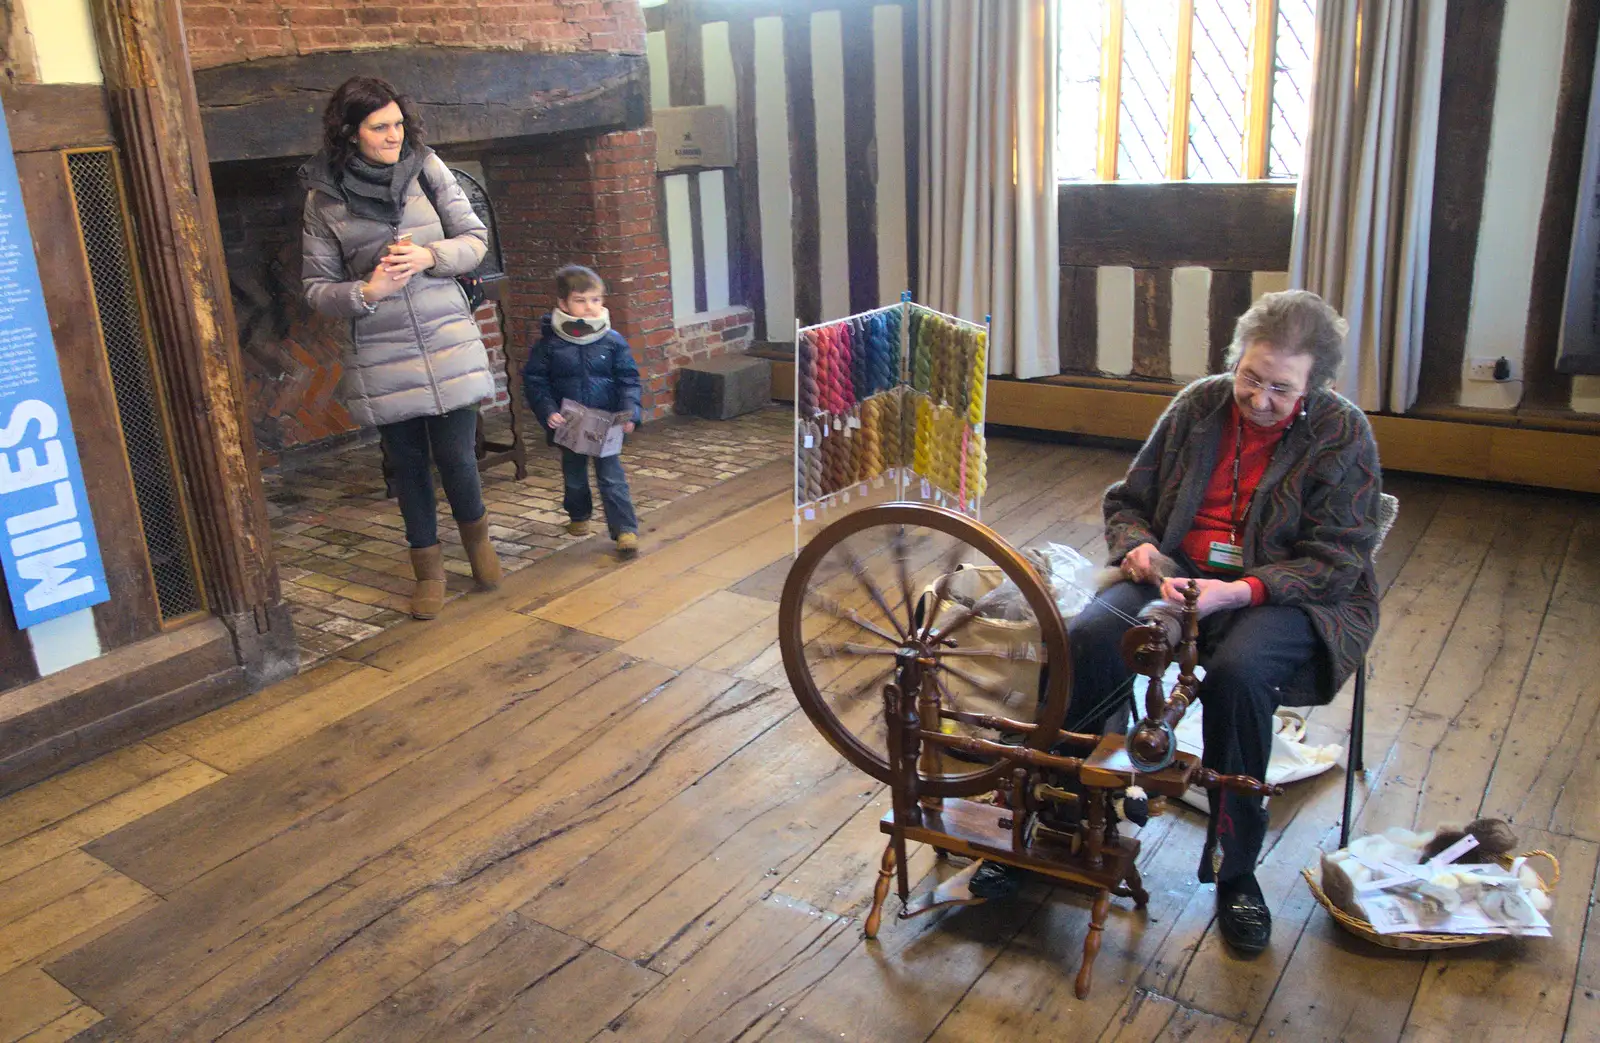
1269,0,1315,179
1117,0,1178,181
1188,0,1252,180
66,150,203,620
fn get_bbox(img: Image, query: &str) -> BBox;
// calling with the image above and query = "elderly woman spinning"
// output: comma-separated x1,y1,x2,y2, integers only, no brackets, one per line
1072,290,1379,955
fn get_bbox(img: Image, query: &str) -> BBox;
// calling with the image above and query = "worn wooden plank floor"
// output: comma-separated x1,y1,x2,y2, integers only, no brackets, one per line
3,438,1599,1042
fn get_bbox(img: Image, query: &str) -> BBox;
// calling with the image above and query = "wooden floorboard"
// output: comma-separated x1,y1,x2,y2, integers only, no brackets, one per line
4,443,1600,1042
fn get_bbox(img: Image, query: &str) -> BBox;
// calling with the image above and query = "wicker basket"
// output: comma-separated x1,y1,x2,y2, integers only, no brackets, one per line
1302,850,1560,951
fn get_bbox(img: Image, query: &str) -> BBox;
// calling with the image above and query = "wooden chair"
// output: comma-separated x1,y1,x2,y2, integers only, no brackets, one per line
1340,492,1400,848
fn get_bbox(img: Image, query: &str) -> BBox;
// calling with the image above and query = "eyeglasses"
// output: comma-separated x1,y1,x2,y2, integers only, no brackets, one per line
1234,369,1302,400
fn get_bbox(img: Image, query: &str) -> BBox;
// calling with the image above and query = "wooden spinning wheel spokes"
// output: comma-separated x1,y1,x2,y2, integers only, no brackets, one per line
779,503,1072,798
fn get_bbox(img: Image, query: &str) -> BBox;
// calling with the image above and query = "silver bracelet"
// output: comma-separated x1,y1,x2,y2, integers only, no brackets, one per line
352,283,378,315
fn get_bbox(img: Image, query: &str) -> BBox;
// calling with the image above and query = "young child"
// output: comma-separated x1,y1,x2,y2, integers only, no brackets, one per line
522,265,642,557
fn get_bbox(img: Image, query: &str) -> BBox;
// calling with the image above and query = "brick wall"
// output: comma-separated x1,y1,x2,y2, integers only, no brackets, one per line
181,0,646,70
666,306,756,408
488,128,679,420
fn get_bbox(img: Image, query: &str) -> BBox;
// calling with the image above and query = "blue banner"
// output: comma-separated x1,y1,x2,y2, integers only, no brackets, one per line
0,105,110,630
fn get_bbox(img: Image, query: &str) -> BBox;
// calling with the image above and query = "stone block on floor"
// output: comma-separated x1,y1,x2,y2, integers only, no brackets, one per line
675,354,772,420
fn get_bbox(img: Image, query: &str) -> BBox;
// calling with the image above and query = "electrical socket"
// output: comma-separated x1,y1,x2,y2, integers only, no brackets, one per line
1467,356,1515,382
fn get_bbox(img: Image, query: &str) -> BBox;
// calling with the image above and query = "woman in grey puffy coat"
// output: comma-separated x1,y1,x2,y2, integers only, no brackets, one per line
300,76,501,620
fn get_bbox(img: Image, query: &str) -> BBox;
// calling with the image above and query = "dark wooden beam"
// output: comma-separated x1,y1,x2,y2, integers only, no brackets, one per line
91,0,295,689
1059,265,1098,374
1132,268,1172,380
1522,0,1599,407
1417,0,1505,407
193,49,651,164
688,172,709,313
784,11,822,326
1208,270,1253,373
1058,182,1296,269
665,0,706,107
729,16,765,336
841,3,878,313
1,83,112,152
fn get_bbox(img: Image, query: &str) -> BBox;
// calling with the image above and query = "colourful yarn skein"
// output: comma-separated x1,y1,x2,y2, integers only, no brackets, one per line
878,387,903,471
859,396,884,481
798,330,819,418
833,324,855,409
968,427,987,498
822,422,848,495
803,421,824,503
912,310,933,393
850,318,871,403
884,308,904,386
913,394,934,477
967,328,987,426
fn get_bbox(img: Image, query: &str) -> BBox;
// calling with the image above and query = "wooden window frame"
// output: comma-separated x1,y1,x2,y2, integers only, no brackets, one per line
1091,0,1282,183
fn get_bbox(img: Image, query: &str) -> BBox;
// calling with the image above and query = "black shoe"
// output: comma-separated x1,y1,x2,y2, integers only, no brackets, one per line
1216,877,1271,955
968,861,1022,900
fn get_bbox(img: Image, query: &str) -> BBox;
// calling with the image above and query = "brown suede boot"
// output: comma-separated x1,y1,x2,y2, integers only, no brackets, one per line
457,515,503,590
409,544,446,620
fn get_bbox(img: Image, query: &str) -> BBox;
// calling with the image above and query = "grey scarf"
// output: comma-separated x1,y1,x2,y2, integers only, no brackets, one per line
340,144,426,224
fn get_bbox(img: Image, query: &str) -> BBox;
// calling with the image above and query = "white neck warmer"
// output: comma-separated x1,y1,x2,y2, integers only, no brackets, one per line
553,307,612,346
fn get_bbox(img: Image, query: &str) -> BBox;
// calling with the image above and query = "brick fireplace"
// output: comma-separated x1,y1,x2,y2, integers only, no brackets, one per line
187,0,678,459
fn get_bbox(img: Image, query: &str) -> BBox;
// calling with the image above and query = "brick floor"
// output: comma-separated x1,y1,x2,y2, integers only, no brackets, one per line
265,408,792,667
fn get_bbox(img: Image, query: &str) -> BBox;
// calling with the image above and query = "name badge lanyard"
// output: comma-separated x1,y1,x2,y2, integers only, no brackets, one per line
1227,406,1301,552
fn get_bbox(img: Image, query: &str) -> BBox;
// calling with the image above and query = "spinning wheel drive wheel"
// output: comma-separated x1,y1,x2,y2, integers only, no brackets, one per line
778,503,1072,798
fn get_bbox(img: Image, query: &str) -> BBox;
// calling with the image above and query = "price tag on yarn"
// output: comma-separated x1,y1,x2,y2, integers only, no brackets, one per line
873,476,884,489
804,508,815,521
920,479,932,499
844,424,853,439
820,423,829,438
842,491,851,503
967,498,977,511
849,415,860,429
803,434,814,449
833,416,842,431
858,483,868,496
888,467,898,479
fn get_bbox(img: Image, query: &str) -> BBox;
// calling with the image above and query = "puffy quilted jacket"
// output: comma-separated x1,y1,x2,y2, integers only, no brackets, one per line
299,149,493,427
521,316,643,444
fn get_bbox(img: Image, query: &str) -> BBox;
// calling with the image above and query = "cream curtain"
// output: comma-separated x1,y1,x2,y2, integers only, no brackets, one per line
1291,0,1446,412
918,0,1059,379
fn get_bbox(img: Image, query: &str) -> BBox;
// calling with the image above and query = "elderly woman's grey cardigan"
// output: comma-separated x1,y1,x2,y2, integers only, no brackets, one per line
1102,374,1383,705
300,150,493,427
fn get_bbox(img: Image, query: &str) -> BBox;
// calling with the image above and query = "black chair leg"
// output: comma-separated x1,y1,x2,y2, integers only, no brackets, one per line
1340,660,1367,850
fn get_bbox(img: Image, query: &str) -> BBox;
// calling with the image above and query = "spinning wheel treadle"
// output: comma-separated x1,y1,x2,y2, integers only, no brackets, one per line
778,503,1281,1000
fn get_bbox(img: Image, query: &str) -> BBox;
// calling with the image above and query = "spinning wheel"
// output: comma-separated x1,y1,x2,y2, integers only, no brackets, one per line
778,503,1072,799
778,503,1282,1000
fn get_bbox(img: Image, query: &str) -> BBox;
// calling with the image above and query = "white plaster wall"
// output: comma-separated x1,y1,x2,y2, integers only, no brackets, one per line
18,0,101,84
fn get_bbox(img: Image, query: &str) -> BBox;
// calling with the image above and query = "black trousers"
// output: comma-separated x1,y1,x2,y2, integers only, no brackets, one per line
1066,577,1319,884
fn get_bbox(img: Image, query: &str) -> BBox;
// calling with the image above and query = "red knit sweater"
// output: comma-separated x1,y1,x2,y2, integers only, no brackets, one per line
1180,401,1297,605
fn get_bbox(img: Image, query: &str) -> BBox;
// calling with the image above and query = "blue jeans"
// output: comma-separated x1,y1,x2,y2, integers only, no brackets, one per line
560,448,637,538
378,406,486,548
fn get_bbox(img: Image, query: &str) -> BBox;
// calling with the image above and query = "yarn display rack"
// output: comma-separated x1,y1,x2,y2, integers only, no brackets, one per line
793,293,989,551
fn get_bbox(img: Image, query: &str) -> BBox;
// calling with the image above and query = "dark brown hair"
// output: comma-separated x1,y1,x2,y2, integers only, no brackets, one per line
320,76,424,168
555,264,604,299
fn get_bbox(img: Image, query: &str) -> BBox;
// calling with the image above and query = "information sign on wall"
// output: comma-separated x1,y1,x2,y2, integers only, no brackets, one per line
0,104,110,629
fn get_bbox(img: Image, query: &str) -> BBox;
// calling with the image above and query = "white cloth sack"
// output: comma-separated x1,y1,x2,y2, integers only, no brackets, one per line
1169,665,1344,813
